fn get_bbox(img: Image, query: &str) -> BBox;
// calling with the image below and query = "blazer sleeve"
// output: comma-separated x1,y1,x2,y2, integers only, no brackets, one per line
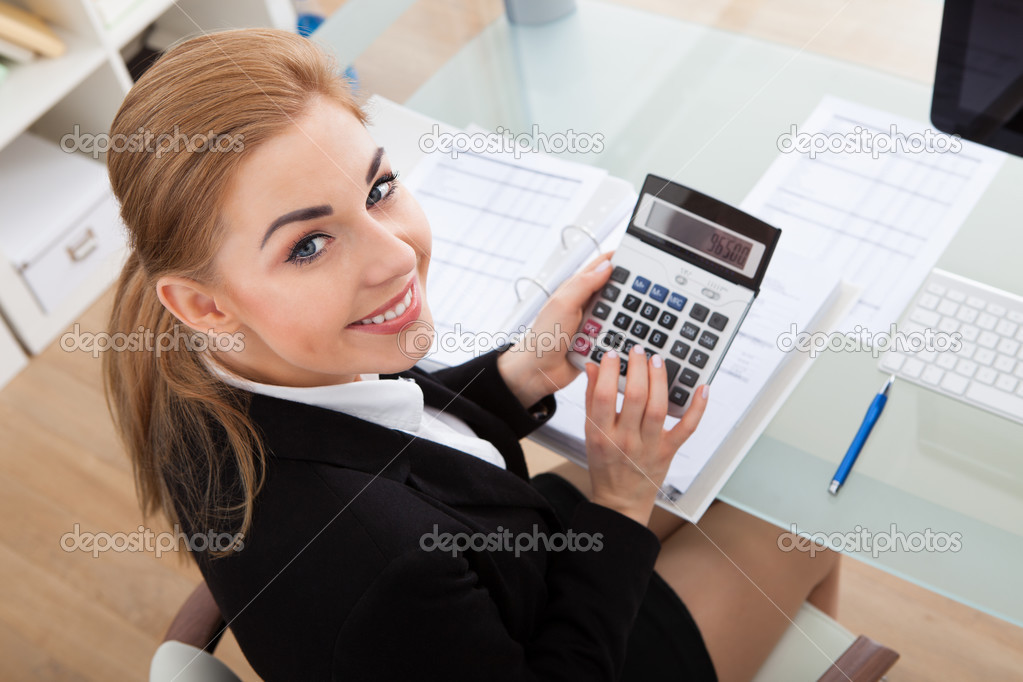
331,501,661,681
426,346,557,440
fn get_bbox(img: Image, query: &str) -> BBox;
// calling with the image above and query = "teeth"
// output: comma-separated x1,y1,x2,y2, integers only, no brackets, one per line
358,287,414,325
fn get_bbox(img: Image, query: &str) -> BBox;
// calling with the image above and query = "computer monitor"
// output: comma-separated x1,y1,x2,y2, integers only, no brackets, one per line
931,0,1023,157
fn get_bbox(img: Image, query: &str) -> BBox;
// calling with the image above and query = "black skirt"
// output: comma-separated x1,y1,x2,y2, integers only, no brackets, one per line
530,472,718,682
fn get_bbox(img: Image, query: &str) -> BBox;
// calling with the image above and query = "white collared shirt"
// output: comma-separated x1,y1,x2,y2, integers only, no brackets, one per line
206,360,506,470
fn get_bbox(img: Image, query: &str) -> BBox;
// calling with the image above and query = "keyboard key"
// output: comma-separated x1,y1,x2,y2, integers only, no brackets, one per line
998,338,1019,356
610,266,630,283
666,293,687,311
957,341,976,359
977,313,997,330
966,295,986,309
936,354,957,370
987,302,1006,316
648,330,668,348
664,359,680,385
1009,310,1023,324
622,294,641,312
630,321,650,340
690,350,709,369
966,382,1023,421
613,312,633,330
670,341,690,360
960,325,979,341
975,367,997,385
592,301,611,319
708,313,729,331
955,359,977,378
690,304,709,322
926,282,947,296
658,311,678,330
940,373,969,395
640,303,660,320
698,331,719,350
936,299,959,316
956,306,978,324
974,348,995,366
649,284,669,302
601,284,621,302
947,289,966,302
679,368,700,387
680,322,699,341
582,319,602,337
902,357,925,378
921,365,944,386
978,331,999,349
910,308,940,326
996,320,1018,338
938,317,959,333
994,355,1016,373
669,386,690,406
879,352,906,372
572,335,591,354
918,293,940,310
996,374,1019,393
632,276,651,294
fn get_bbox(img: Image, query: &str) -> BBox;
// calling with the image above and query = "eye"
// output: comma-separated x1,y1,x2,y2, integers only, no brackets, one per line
286,234,331,265
367,171,399,207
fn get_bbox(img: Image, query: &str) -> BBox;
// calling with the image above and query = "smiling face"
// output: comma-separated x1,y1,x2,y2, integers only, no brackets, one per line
191,96,434,386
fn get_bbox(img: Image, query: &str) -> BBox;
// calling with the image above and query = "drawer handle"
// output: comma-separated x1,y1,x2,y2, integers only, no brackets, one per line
66,228,98,262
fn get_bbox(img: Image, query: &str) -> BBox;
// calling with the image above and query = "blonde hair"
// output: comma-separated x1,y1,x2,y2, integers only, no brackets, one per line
104,28,365,555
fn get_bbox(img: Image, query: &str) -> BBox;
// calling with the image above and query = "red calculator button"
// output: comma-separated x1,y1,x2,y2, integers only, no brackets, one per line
582,319,602,337
572,335,592,354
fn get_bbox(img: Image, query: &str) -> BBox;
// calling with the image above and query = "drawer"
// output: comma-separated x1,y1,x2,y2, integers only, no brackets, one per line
18,192,126,315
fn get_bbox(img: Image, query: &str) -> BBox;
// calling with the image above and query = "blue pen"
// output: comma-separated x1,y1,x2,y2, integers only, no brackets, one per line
829,374,895,495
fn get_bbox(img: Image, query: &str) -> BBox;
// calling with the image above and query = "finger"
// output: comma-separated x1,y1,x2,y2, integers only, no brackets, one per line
588,349,620,433
617,344,648,428
641,353,669,445
584,361,598,411
665,384,710,452
548,258,614,315
580,251,613,272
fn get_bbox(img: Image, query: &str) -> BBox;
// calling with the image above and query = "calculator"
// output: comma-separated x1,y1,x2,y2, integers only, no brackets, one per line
569,174,781,416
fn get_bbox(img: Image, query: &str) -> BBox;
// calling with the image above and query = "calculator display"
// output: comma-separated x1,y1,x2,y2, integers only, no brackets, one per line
645,201,754,269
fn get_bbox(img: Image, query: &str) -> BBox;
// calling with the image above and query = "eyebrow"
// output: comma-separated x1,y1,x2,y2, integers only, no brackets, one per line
261,205,333,249
367,147,384,184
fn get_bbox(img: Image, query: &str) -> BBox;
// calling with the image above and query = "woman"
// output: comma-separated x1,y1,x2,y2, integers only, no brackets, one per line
104,29,839,682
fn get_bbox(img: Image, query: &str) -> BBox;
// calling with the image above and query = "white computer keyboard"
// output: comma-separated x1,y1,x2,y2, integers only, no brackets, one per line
879,269,1023,425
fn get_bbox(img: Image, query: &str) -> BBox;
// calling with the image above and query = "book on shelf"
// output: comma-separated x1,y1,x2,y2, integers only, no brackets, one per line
366,95,851,522
0,1,64,58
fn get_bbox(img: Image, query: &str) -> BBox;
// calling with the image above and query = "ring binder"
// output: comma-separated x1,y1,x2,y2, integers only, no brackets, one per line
514,276,551,301
560,224,603,253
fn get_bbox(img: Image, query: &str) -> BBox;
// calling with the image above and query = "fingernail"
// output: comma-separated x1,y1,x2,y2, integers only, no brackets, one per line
701,385,709,399
605,349,617,359
631,344,642,356
651,354,662,368
595,260,611,272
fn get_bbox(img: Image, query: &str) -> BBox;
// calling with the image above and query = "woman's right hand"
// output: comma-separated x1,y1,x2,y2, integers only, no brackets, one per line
583,344,709,526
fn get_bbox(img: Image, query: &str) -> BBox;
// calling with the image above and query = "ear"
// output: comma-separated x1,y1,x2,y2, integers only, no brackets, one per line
156,276,240,333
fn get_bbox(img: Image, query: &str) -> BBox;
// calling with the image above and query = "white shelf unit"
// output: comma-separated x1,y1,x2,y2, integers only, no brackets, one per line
0,0,296,384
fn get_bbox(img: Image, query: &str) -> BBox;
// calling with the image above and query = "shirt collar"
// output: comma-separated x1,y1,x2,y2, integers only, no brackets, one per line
204,356,425,432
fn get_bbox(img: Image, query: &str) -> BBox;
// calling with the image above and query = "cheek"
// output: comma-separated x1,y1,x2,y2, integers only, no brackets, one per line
231,272,354,345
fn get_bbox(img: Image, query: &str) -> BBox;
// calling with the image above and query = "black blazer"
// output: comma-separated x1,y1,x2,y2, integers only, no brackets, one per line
186,349,661,681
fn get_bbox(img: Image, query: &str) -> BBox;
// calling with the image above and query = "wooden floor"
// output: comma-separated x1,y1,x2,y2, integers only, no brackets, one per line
3,0,1022,679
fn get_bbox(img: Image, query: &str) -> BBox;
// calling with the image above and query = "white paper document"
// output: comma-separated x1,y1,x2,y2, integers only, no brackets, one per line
741,95,1005,334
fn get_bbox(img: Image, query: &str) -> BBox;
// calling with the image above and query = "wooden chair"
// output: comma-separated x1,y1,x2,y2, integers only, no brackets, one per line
150,580,898,681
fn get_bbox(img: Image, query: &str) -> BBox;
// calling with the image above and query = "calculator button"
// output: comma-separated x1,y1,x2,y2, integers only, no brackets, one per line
599,331,623,350
708,312,728,331
670,340,690,360
640,303,660,320
680,322,699,341
648,330,668,348
690,304,709,322
592,302,611,320
632,276,651,294
619,358,629,376
667,293,687,311
649,284,669,302
582,319,602,337
631,321,650,339
590,347,604,362
572,335,591,354
698,331,718,350
601,284,621,302
657,311,678,330
622,294,641,312
613,313,633,330
610,266,630,283
689,350,709,369
621,339,638,355
664,359,680,385
680,368,699,387
701,288,720,300
669,386,690,406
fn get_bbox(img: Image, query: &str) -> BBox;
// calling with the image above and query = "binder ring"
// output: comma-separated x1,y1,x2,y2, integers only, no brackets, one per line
560,224,602,253
514,276,550,302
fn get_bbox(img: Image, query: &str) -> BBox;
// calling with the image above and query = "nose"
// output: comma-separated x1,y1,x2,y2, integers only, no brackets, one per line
353,213,420,287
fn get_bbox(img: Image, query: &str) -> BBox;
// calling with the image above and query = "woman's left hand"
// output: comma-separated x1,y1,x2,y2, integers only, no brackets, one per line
497,253,614,408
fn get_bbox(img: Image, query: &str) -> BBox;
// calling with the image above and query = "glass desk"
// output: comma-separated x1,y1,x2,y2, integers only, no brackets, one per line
317,0,1023,626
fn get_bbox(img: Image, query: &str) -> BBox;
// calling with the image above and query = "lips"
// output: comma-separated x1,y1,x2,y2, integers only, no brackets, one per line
347,278,422,335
